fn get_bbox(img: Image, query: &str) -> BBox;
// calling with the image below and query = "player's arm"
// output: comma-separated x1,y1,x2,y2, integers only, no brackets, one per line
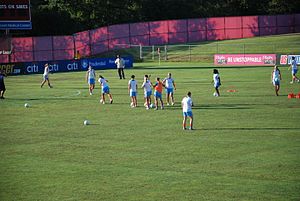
128,83,131,93
218,77,221,85
271,72,273,82
173,81,176,90
86,71,88,82
279,70,282,80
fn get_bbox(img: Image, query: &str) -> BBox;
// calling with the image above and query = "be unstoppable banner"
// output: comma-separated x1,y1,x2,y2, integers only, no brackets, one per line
214,54,276,66
0,56,133,75
279,55,300,65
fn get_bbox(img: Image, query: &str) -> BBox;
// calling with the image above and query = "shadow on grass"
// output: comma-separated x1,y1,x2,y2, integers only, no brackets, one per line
134,66,270,70
166,104,255,110
199,127,300,131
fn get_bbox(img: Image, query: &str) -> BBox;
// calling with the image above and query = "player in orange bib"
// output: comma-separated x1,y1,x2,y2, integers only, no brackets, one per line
153,77,164,110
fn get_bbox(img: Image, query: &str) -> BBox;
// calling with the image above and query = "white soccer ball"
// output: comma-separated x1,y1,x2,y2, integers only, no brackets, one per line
213,92,218,97
83,120,90,125
24,103,30,108
150,103,155,108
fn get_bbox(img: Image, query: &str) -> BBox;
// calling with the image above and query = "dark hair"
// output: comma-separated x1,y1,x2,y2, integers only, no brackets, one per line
187,91,191,96
144,74,148,78
213,69,219,74
292,56,295,60
156,77,160,81
131,75,135,79
99,75,103,78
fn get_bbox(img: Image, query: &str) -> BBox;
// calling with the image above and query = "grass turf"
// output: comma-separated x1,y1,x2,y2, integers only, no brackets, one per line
1,64,300,200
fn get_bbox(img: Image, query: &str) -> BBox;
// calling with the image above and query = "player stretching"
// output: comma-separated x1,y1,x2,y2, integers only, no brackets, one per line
163,72,176,105
98,75,113,104
86,66,96,95
181,91,194,130
289,56,299,84
41,63,53,88
128,75,138,108
213,69,221,97
141,75,152,110
271,65,282,96
153,77,164,110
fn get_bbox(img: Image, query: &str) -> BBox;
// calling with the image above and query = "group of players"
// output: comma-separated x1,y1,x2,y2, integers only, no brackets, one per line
271,56,299,96
84,65,223,130
86,66,195,130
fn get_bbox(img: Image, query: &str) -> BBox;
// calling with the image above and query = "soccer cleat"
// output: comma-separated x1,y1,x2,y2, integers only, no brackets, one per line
189,127,194,130
171,102,175,106
183,127,186,130
110,99,113,104
90,92,93,95
167,103,170,106
290,81,294,84
161,106,164,110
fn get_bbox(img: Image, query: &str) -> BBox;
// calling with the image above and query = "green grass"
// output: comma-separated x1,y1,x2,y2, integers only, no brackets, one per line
1,64,300,200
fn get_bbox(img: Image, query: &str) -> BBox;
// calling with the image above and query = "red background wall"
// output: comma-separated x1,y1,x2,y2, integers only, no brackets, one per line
1,13,299,63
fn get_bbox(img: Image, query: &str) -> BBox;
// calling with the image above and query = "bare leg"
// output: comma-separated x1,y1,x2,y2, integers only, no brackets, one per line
170,93,175,105
166,93,170,105
108,93,113,103
155,97,158,110
182,116,187,130
189,116,194,130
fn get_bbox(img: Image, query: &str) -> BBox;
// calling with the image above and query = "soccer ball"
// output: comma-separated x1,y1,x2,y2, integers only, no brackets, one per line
83,120,90,125
150,103,155,108
213,92,218,97
24,103,30,108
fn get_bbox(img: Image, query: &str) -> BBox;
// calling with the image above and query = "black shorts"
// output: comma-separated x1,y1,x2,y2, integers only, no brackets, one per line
0,82,6,91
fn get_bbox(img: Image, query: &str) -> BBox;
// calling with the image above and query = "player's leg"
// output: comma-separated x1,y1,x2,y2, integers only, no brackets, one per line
121,68,125,79
41,76,46,88
160,97,164,109
154,95,158,110
146,95,150,110
170,90,175,105
215,86,220,96
188,112,194,130
118,68,122,79
166,90,170,105
133,95,137,107
108,93,113,104
276,84,280,96
182,114,187,130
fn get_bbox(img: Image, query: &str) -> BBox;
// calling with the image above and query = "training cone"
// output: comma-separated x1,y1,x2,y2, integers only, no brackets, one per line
288,93,295,99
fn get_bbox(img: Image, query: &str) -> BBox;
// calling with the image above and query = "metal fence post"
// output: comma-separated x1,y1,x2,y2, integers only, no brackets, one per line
152,45,154,60
189,45,191,62
164,45,167,61
139,44,142,59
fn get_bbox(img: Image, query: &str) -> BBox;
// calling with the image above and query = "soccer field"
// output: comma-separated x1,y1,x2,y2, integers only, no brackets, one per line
1,64,300,200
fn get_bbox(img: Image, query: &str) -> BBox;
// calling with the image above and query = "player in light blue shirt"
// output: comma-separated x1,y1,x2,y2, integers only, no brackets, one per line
162,73,176,106
271,65,282,96
86,66,96,95
98,75,113,104
289,56,299,84
128,75,138,108
213,69,221,97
